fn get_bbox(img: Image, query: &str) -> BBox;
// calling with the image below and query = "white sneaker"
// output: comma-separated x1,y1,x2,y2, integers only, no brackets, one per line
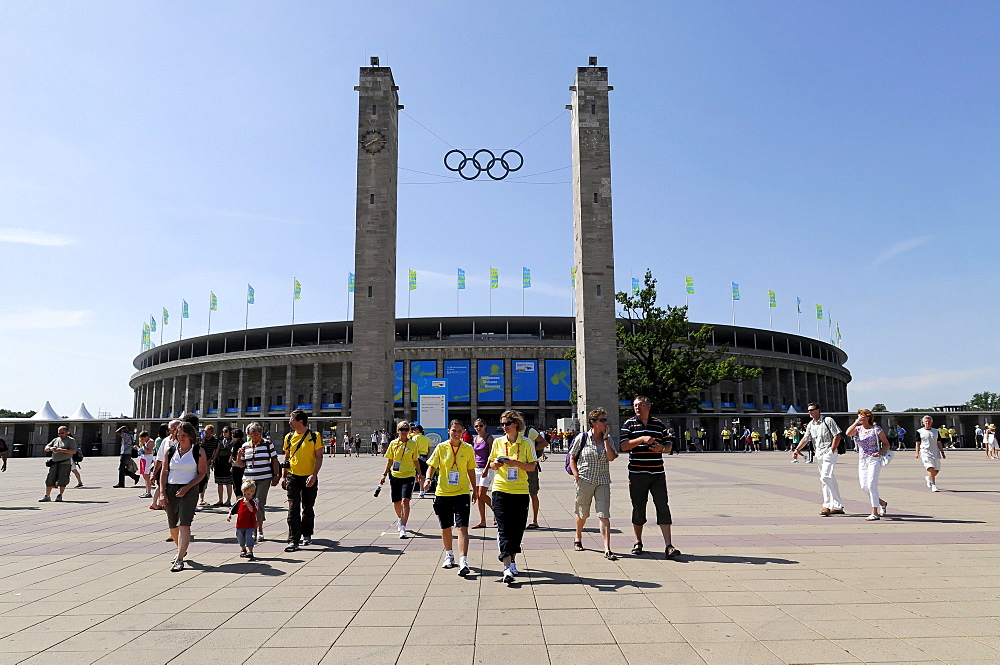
458,565,470,577
931,484,939,492
442,554,455,569
399,527,408,539
878,502,887,517
865,514,880,521
926,475,932,488
502,567,515,584
509,561,519,576
419,490,426,499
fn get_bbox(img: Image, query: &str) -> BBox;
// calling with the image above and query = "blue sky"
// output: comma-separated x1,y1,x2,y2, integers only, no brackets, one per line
1,2,997,415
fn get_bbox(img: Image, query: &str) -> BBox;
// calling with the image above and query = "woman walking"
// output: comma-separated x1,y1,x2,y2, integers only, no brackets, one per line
378,421,422,539
239,422,280,542
488,410,537,585
423,420,478,576
137,430,155,498
158,422,207,572
845,409,890,521
212,427,235,506
568,408,619,558
229,429,247,493
470,419,494,529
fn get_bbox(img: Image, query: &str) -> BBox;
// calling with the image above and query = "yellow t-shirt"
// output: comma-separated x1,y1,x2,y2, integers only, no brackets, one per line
427,441,476,497
412,433,432,457
385,438,419,478
283,430,323,476
722,429,731,439
489,435,537,495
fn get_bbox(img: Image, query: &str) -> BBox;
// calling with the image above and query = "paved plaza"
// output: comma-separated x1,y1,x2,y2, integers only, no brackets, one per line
1,449,1000,664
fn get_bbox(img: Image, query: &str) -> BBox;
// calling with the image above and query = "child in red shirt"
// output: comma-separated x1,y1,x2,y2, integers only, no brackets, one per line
227,480,259,559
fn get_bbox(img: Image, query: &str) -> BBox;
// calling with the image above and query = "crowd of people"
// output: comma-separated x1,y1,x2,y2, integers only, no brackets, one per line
27,399,965,580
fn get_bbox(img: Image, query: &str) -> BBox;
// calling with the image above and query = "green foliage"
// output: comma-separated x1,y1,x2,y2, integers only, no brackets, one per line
872,403,888,412
616,269,762,414
0,409,36,418
903,407,930,413
967,391,1000,411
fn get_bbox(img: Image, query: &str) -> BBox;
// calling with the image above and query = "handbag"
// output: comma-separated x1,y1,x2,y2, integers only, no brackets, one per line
879,449,894,467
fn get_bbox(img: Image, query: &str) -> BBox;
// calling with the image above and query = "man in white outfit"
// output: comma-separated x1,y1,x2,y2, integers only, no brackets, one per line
792,402,844,516
916,415,946,491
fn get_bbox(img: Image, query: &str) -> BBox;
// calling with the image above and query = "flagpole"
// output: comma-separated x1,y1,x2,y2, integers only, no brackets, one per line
292,278,296,324
179,302,184,341
407,268,412,319
732,298,736,326
522,283,525,316
245,298,249,331
489,268,493,316
160,320,163,346
207,303,212,335
457,268,460,317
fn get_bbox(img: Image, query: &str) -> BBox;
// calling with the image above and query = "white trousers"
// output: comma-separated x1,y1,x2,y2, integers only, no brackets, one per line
817,451,842,509
857,455,882,508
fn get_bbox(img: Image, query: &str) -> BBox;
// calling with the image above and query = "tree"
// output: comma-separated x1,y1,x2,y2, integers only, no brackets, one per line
872,403,888,412
967,391,1000,411
0,409,35,418
616,269,762,413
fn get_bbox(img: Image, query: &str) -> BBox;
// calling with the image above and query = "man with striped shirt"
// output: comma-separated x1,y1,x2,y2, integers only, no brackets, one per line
620,396,680,559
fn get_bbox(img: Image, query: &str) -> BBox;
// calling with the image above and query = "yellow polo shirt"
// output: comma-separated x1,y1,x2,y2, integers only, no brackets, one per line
385,438,419,479
427,441,476,497
283,430,323,476
489,435,536,495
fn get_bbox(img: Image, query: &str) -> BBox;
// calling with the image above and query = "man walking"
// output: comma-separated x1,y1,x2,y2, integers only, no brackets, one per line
113,426,140,488
525,426,548,528
916,415,946,492
282,409,324,552
792,402,844,516
621,396,680,559
40,426,77,502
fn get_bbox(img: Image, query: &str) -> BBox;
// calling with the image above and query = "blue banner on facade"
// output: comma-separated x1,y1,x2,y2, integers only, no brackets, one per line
545,359,572,402
444,360,470,402
394,362,403,403
477,360,504,402
512,360,538,402
410,360,437,403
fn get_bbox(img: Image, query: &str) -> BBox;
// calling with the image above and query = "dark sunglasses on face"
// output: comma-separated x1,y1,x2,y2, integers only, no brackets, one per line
398,427,409,431
592,417,608,422
501,421,516,427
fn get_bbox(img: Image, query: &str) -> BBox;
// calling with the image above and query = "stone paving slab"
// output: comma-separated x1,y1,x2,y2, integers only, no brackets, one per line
1,450,1000,663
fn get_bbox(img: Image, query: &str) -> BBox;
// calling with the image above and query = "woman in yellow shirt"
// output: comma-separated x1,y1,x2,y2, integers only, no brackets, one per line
423,420,478,576
379,421,422,539
488,410,537,585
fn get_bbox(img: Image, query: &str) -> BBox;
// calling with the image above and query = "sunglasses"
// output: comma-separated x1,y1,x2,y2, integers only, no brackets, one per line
501,421,517,427
592,417,608,422
398,427,410,431
474,424,485,428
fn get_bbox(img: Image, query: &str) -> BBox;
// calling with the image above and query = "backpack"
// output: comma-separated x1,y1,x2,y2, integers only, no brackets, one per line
565,432,588,475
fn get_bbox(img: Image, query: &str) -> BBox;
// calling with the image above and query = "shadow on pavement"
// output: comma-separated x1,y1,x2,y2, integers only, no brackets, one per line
673,554,800,565
184,559,287,576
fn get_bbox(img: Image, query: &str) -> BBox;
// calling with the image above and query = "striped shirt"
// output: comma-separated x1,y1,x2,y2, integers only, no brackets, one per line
243,439,278,481
620,415,667,474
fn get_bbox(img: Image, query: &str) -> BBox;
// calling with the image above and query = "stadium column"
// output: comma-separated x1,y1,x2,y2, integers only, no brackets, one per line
285,365,293,414
199,373,207,419
350,58,399,438
570,57,620,438
217,371,225,419
340,362,351,417
312,363,321,416
237,368,246,418
260,367,268,417
183,375,191,416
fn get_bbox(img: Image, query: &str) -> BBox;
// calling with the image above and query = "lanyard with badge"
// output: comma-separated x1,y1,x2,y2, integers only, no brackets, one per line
446,441,463,485
504,438,521,482
390,440,407,473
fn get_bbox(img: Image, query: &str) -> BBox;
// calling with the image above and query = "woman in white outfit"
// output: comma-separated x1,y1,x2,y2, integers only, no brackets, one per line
985,425,997,459
845,409,891,521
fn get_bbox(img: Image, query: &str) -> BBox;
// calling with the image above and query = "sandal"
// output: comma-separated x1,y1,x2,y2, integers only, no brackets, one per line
470,523,486,529
170,559,184,572
631,542,643,555
604,550,618,561
573,541,584,551
665,545,682,559
526,523,539,529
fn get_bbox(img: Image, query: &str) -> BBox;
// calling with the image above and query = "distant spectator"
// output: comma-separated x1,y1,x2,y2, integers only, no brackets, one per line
40,426,76,502
113,426,139,488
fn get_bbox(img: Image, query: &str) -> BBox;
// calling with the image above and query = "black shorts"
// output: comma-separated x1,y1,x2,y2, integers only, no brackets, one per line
433,494,471,529
389,474,415,503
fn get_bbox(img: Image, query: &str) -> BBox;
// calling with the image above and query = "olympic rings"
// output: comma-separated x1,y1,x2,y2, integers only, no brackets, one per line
443,149,524,180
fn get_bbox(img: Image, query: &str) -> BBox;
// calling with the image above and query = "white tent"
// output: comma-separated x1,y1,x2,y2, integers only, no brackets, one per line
30,401,61,420
68,403,96,420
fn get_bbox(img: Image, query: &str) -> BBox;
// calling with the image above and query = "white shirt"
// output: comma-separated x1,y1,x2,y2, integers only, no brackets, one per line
166,445,201,484
917,428,940,454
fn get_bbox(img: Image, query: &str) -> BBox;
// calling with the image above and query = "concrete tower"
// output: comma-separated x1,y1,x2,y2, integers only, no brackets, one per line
350,58,399,435
571,57,620,437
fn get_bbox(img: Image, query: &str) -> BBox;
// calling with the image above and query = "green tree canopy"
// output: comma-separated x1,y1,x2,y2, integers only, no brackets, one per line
967,391,1000,411
616,269,761,414
0,409,36,418
872,403,888,412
